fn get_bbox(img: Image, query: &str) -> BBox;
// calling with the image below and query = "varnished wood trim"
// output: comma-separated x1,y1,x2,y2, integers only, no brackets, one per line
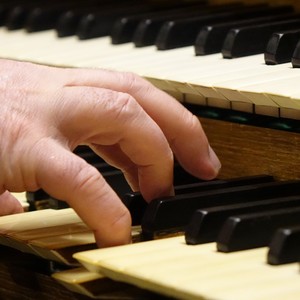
200,117,300,180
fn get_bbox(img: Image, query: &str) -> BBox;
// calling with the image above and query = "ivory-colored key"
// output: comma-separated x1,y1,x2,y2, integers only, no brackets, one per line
0,208,143,265
239,76,300,113
52,267,155,299
29,231,96,265
52,267,106,297
0,208,83,253
74,236,300,300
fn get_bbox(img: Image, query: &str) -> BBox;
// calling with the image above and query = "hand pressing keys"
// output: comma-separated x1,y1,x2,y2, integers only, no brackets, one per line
0,59,221,247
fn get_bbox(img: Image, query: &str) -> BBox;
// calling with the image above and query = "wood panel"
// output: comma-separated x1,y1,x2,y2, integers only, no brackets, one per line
200,117,300,180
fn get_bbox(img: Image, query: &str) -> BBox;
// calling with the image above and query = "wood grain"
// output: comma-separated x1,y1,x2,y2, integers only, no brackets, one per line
199,117,300,180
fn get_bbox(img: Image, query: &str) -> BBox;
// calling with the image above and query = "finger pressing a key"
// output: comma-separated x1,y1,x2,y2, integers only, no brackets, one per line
0,59,220,247
64,68,222,180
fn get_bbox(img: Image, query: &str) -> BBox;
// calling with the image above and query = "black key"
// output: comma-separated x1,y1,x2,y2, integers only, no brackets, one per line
26,189,49,202
56,0,139,37
7,5,33,30
93,162,119,173
5,0,43,30
77,5,153,39
125,175,274,206
133,3,212,47
56,6,101,37
173,163,204,186
155,4,280,50
185,195,300,245
112,13,171,45
222,17,300,58
113,2,211,45
0,0,30,26
73,144,91,155
25,1,90,32
268,225,300,265
77,1,190,40
217,207,300,252
77,151,105,164
175,174,273,194
195,6,295,55
141,180,300,240
265,29,300,64
292,39,300,67
122,192,148,226
123,164,208,226
125,175,274,226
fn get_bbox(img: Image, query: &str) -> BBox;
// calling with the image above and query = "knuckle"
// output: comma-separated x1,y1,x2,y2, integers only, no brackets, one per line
69,86,137,122
0,123,40,192
113,91,132,112
107,91,136,123
110,207,131,231
120,71,139,89
70,161,119,205
183,110,201,133
119,71,150,94
72,162,103,194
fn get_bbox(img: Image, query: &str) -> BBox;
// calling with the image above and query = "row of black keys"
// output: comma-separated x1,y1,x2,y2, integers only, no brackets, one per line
27,145,300,266
138,175,300,266
1,0,300,65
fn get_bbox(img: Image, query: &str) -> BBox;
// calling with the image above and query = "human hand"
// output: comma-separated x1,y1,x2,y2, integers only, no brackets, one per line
0,59,221,247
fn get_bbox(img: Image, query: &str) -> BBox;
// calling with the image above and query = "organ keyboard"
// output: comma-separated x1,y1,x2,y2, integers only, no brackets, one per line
2,175,300,299
1,0,300,299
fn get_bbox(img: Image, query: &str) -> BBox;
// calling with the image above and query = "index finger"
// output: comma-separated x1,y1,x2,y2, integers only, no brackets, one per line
64,69,221,179
33,138,132,248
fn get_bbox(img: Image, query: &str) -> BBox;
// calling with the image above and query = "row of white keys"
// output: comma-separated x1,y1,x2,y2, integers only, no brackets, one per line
67,39,300,118
0,208,95,265
240,75,300,119
126,51,300,117
36,37,135,66
2,29,300,118
0,29,108,65
63,36,300,118
0,29,61,60
74,236,300,300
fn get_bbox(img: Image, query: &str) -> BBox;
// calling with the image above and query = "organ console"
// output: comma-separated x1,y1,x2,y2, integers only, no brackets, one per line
1,0,300,299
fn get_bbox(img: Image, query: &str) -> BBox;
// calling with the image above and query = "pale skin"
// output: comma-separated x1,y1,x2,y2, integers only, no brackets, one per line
0,59,221,247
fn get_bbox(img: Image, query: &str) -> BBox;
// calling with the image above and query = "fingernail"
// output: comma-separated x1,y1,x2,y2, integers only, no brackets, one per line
209,146,221,172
